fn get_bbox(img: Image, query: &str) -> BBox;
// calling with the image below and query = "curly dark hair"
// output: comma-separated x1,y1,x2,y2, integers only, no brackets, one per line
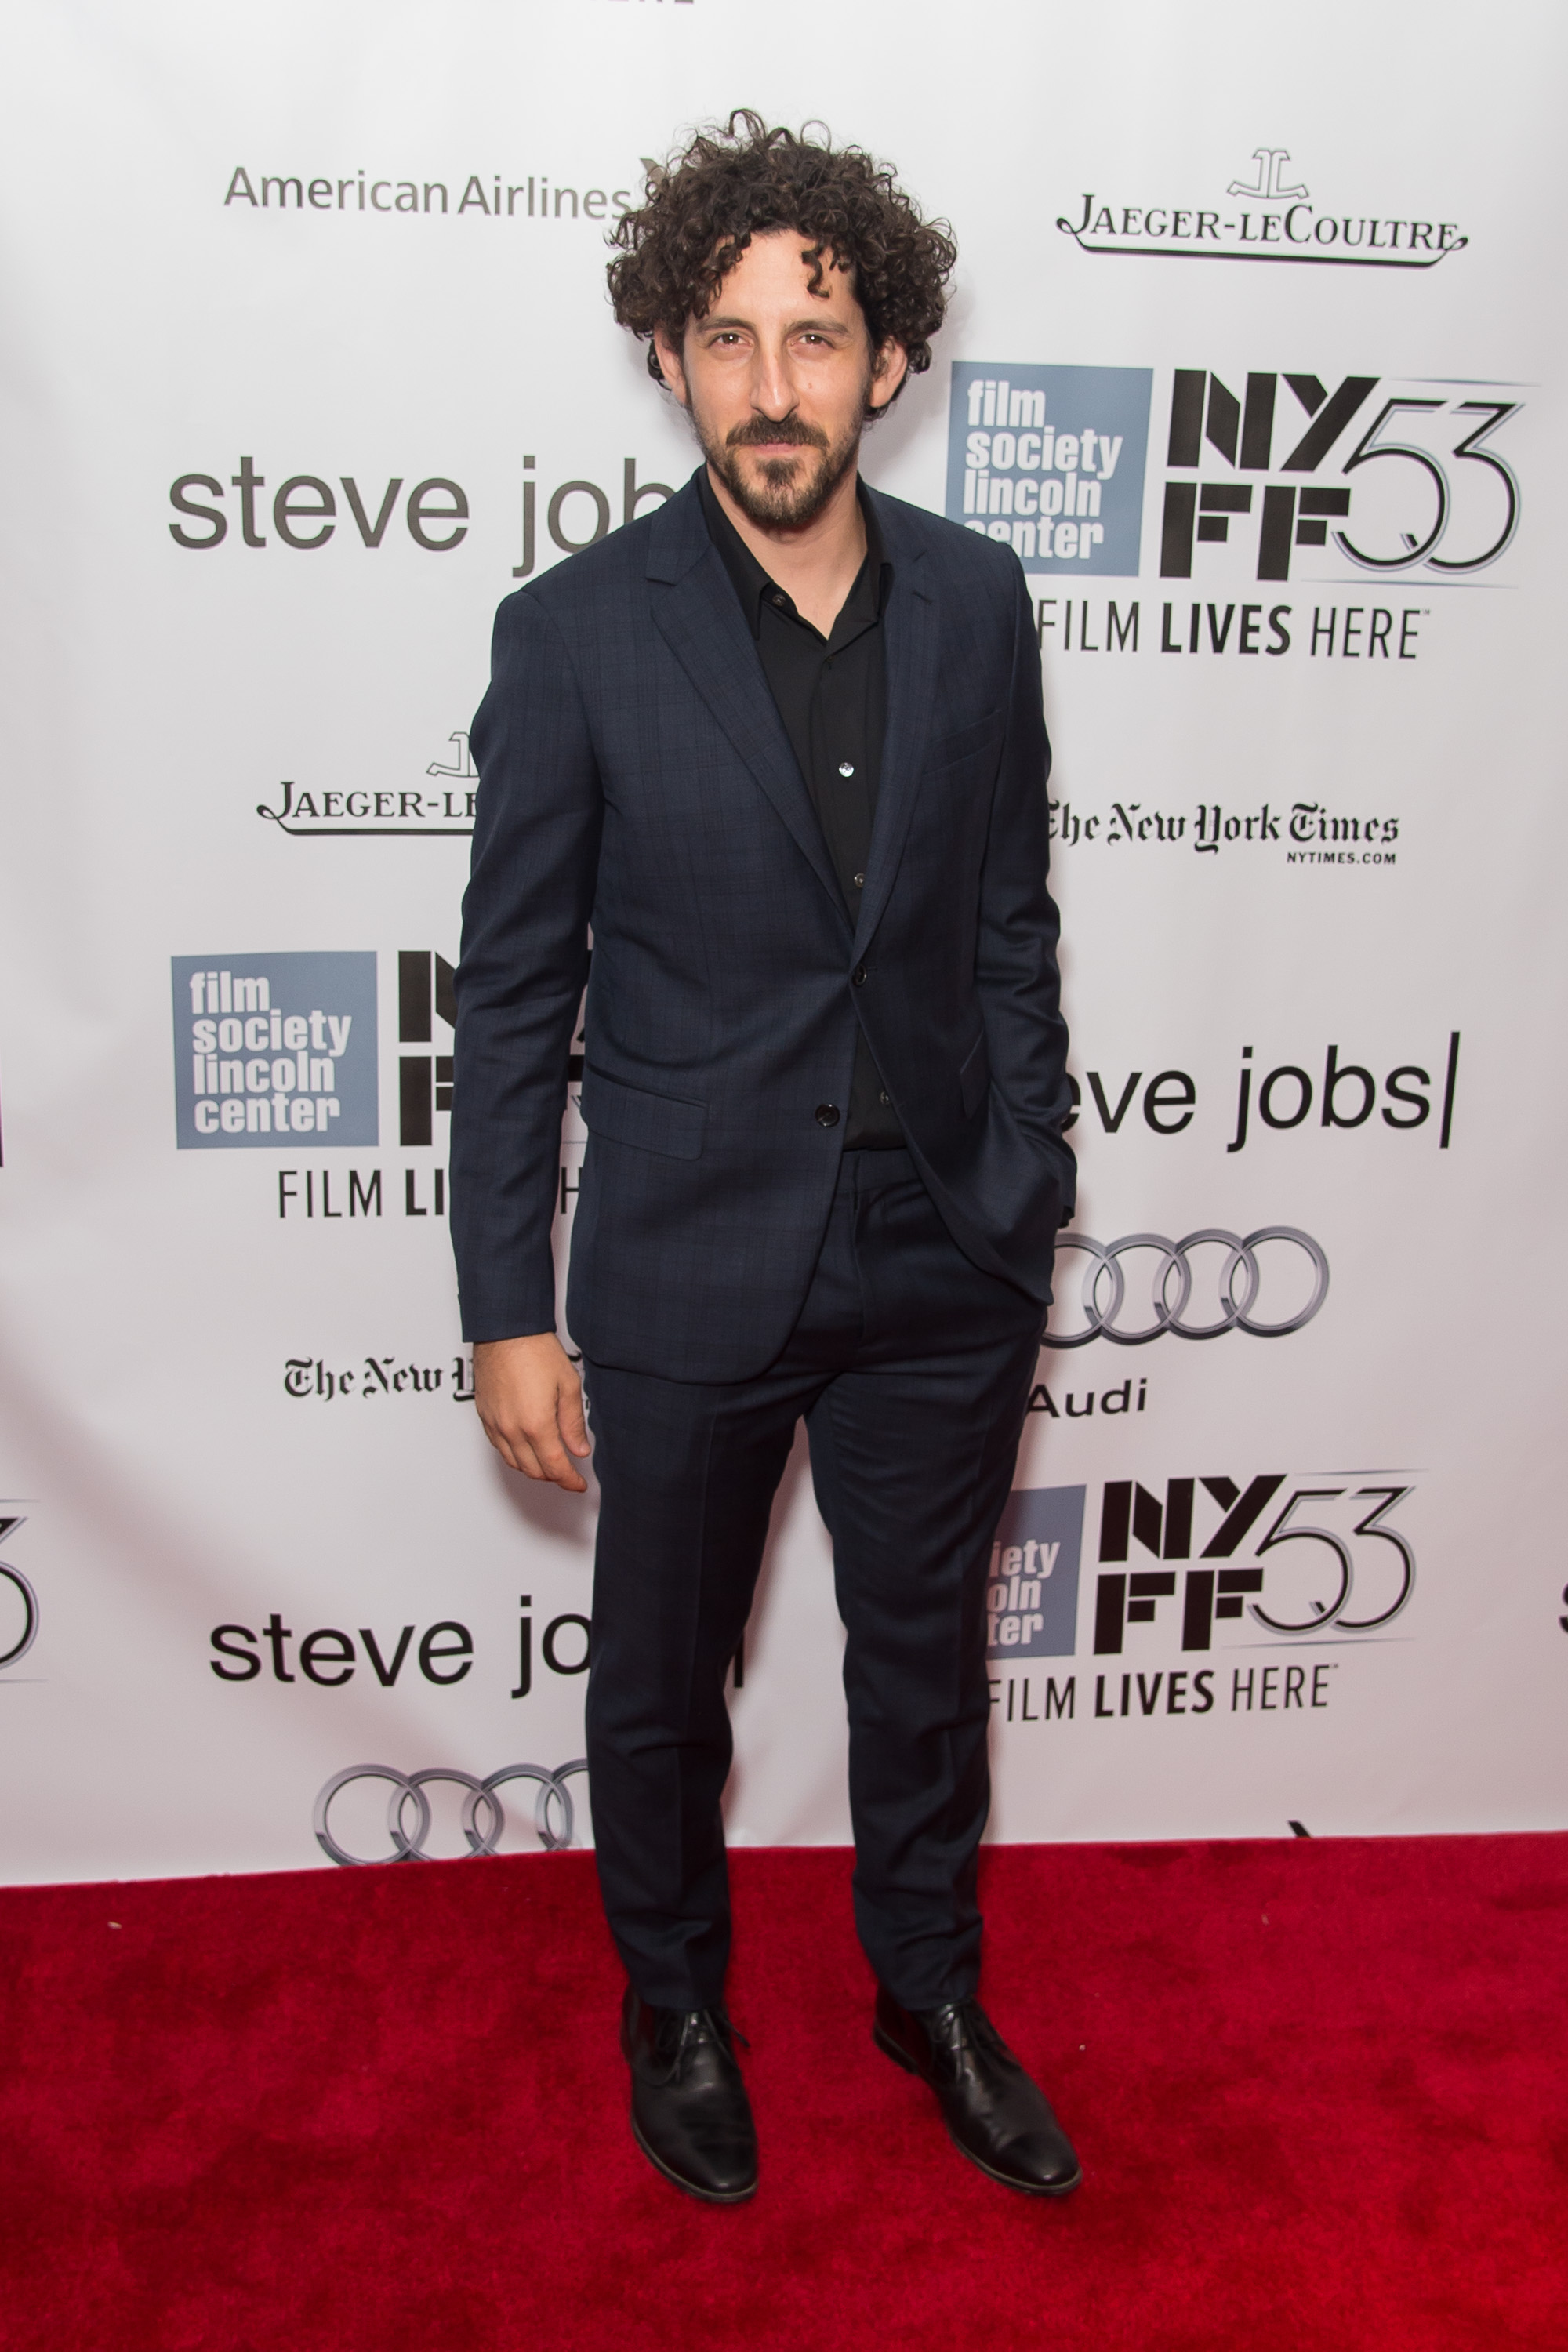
606,111,956,399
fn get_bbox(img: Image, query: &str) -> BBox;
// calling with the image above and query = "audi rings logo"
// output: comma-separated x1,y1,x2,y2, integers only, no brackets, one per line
0,1515,38,1671
1044,1227,1329,1347
314,1760,588,1867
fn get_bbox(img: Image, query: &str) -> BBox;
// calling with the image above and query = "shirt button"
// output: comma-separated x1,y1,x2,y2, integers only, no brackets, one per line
771,590,787,608
852,872,865,889
838,761,855,777
852,964,868,986
815,1102,840,1128
879,1091,891,1105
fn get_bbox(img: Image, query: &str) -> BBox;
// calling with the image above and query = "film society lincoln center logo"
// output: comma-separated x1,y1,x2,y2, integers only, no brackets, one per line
172,954,378,1147
946,364,1152,575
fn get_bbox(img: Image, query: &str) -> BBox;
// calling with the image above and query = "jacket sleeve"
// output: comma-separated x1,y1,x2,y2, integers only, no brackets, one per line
974,564,1076,1218
449,590,602,1341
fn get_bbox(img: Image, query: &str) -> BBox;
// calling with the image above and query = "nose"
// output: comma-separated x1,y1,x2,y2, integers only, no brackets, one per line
747,337,797,422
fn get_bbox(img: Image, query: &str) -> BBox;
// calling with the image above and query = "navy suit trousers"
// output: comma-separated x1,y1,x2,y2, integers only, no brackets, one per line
582,1149,1044,2013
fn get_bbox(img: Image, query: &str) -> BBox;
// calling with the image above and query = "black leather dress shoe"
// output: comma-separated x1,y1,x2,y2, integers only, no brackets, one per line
873,1985,1082,2196
620,1987,758,2204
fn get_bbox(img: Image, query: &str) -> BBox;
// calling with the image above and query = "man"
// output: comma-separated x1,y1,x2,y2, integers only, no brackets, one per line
452,114,1079,2205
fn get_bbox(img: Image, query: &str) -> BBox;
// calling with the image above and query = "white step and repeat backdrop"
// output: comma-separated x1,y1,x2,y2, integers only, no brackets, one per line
2,0,1565,1882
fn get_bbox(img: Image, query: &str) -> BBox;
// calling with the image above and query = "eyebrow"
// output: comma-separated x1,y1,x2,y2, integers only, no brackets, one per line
699,312,855,336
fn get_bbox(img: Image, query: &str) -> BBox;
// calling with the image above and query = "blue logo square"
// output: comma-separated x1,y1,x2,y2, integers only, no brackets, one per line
172,953,379,1149
946,364,1152,575
986,1485,1085,1658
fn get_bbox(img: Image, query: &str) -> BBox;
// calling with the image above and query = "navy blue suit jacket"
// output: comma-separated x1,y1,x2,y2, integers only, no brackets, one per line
451,470,1074,1382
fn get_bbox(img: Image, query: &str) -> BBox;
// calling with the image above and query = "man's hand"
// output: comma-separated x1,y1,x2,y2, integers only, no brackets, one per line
472,1334,591,1492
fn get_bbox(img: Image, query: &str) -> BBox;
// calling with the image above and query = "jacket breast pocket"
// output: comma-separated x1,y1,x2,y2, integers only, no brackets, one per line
925,707,1005,775
959,1030,991,1120
579,1065,706,1160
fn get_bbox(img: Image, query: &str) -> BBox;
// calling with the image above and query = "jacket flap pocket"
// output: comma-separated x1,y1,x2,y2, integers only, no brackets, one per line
580,1066,706,1160
926,708,1005,772
959,1029,991,1120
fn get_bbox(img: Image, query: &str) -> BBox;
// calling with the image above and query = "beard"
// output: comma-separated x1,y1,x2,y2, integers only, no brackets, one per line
695,390,870,530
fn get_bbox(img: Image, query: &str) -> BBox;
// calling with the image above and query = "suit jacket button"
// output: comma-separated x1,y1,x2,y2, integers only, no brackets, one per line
851,964,868,986
815,1103,840,1128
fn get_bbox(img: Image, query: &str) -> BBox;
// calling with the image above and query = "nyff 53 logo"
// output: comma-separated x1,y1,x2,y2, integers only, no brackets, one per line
989,1472,1415,1660
1159,370,1521,583
0,1510,38,1672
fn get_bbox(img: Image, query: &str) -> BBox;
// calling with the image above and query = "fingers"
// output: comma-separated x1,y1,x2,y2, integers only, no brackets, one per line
516,1410,590,1493
558,1370,591,1460
476,1359,590,1492
480,1415,584,1490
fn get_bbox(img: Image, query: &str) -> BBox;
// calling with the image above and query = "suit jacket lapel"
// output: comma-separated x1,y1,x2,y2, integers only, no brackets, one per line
648,483,848,921
855,505,937,957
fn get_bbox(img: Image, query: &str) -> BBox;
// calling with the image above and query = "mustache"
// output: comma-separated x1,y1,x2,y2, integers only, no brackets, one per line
726,413,829,452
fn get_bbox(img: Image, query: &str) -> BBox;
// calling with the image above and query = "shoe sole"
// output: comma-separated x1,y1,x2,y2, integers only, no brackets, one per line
630,2111,758,2205
872,2024,1083,2199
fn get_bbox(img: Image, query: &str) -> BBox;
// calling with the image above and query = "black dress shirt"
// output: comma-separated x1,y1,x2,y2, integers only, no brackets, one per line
699,469,904,1148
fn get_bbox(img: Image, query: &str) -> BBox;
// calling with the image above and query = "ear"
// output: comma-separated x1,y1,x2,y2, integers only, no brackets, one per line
653,325,691,408
868,339,909,414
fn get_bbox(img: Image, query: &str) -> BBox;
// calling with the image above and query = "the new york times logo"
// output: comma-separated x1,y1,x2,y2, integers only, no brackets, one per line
1160,371,1522,583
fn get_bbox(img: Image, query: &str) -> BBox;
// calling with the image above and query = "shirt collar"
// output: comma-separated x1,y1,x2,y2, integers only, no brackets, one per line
698,465,891,640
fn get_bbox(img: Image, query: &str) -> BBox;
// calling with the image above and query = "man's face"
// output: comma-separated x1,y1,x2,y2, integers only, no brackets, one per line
654,228,908,530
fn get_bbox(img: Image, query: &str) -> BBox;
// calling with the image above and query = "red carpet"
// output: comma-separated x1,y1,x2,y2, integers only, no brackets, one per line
2,1835,1564,2350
